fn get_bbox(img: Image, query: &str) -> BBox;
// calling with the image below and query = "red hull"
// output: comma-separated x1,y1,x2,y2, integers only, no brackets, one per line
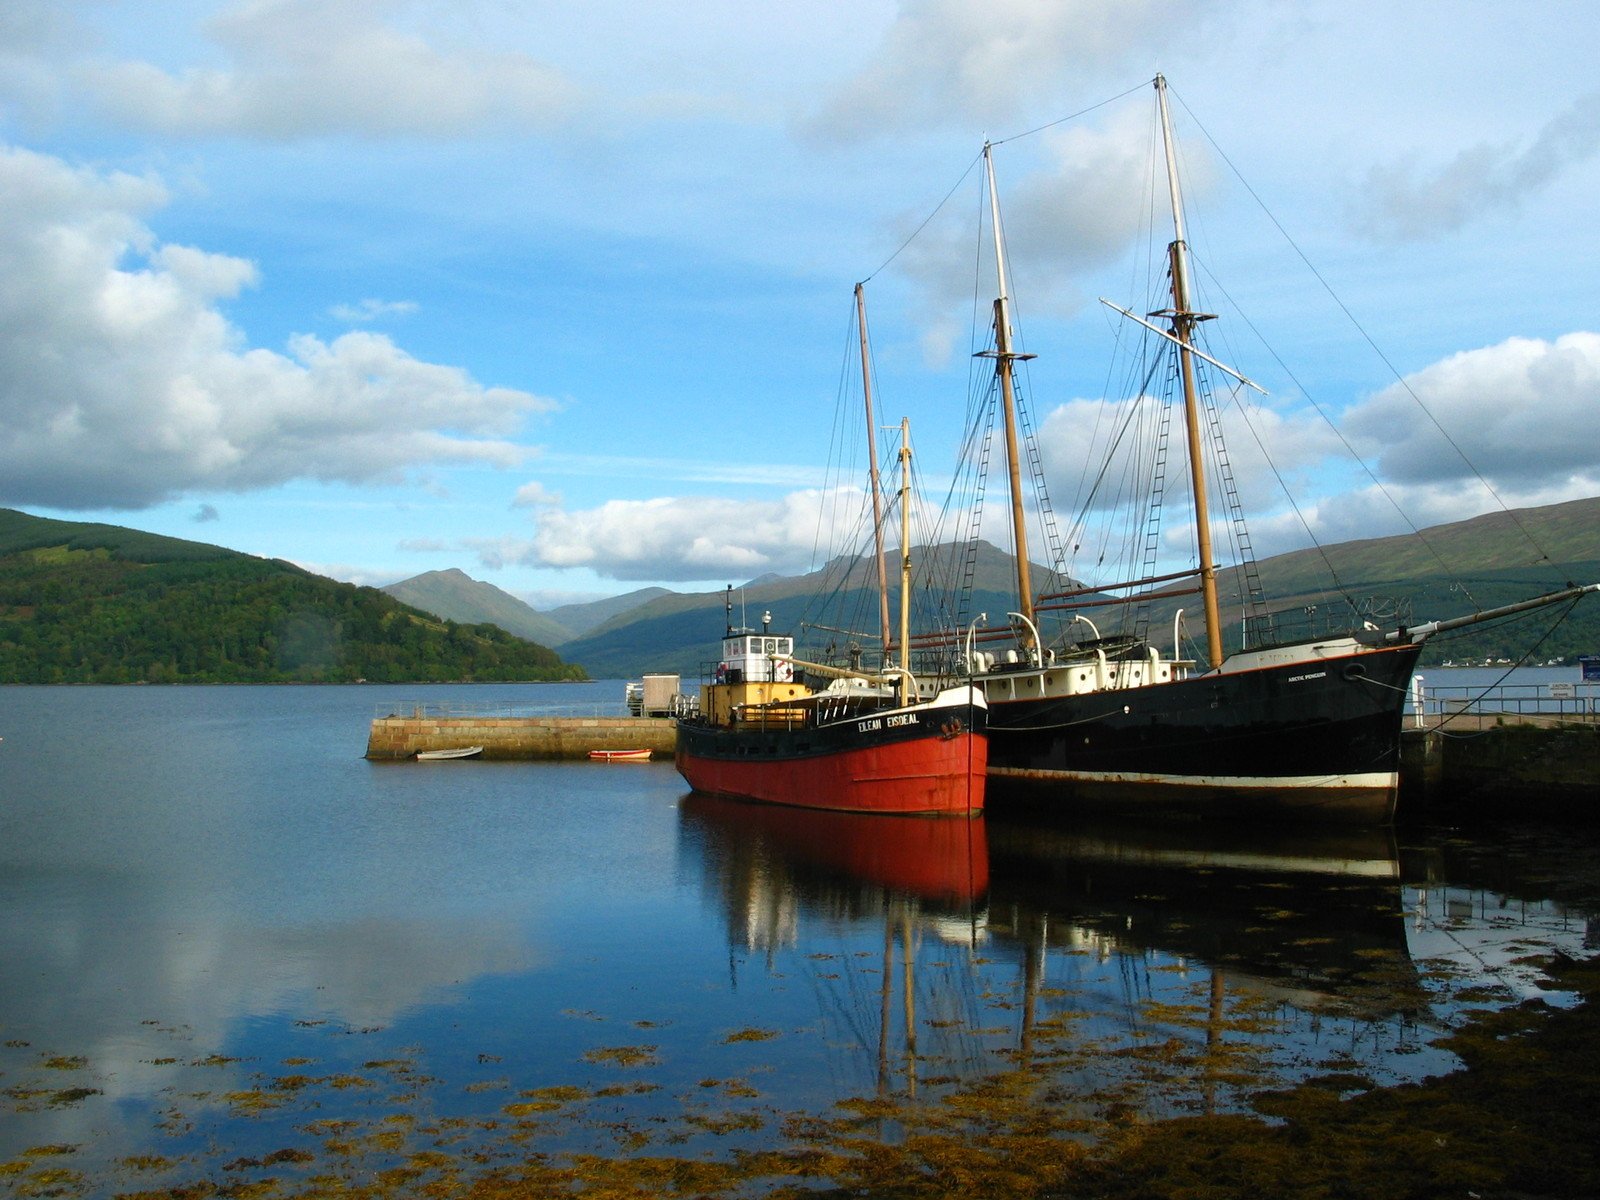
676,729,987,816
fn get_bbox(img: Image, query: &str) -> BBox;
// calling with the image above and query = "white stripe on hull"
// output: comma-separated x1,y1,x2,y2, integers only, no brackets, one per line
988,766,1396,792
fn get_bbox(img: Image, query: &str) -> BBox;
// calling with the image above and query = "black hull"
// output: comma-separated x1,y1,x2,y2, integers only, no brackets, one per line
983,641,1424,824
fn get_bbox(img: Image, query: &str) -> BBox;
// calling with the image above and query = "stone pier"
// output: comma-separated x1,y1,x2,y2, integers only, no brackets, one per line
1401,716,1597,819
366,714,676,760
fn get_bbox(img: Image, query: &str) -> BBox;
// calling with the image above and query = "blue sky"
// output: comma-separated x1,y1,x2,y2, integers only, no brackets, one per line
2,1,1597,608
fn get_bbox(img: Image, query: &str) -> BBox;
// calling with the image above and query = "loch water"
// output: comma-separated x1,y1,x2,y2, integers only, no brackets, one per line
1,680,1596,1196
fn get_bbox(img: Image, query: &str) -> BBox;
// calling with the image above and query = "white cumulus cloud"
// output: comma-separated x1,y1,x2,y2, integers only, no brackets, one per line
1342,332,1600,490
500,489,866,582
511,480,561,509
329,297,419,323
0,143,552,510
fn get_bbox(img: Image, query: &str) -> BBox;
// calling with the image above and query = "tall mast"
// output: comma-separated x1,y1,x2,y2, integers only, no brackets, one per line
982,143,1036,639
897,417,913,704
855,283,893,664
1155,74,1224,669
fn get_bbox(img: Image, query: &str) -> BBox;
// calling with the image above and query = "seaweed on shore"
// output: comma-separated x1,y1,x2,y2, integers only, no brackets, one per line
3,953,1588,1200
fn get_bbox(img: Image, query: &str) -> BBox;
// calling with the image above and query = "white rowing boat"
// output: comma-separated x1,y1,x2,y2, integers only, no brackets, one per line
415,745,484,761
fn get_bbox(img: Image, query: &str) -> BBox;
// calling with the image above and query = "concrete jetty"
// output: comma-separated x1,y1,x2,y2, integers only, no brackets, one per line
366,710,675,761
1402,714,1597,819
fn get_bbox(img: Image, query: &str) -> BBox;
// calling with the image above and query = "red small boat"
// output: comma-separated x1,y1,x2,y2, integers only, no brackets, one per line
588,748,652,763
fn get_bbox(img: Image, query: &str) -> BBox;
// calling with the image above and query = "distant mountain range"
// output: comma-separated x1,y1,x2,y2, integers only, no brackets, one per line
381,570,669,648
387,497,1600,679
384,569,576,647
6,495,1593,687
384,540,1054,679
544,586,672,640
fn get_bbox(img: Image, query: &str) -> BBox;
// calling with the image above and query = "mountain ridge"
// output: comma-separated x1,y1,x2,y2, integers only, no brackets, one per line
558,496,1600,677
4,496,1595,683
383,568,574,647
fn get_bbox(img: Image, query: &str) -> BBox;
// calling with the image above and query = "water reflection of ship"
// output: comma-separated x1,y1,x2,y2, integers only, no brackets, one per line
984,818,1423,1026
679,794,991,1095
1399,830,1600,995
678,797,1426,1107
679,794,989,947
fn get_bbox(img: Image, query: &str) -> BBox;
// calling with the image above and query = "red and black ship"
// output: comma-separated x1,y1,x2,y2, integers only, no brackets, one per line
674,623,987,816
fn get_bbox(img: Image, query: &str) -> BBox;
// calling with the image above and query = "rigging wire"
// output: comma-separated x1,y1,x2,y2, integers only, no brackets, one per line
990,80,1153,147
1180,252,1361,597
861,152,984,284
811,295,868,573
860,74,1149,320
1430,597,1585,735
797,292,906,661
1066,101,1166,589
859,76,1579,661
800,290,976,672
1167,84,1559,575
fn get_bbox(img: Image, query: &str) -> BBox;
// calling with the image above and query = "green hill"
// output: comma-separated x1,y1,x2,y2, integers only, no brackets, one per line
383,568,575,647
1247,495,1600,599
544,587,672,639
0,510,241,563
1199,497,1600,665
0,509,586,684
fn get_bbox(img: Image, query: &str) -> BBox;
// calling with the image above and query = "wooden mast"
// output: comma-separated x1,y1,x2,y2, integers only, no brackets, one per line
1155,74,1224,669
897,417,912,705
982,143,1036,644
855,283,893,666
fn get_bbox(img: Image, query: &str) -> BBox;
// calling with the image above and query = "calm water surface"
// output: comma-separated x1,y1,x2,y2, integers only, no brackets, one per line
1,681,1596,1196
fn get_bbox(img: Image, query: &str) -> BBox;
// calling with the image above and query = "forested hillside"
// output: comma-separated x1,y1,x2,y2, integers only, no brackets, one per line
0,510,585,684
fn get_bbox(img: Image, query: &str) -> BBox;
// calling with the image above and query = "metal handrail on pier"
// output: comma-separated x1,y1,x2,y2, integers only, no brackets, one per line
373,700,635,720
1408,680,1597,728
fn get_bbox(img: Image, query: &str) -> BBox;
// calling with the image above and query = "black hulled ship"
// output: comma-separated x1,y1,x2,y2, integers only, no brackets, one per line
915,76,1594,824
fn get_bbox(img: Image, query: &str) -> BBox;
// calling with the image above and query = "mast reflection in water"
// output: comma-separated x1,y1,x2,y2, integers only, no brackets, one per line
676,796,1459,1117
985,817,1431,1116
679,796,990,1097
